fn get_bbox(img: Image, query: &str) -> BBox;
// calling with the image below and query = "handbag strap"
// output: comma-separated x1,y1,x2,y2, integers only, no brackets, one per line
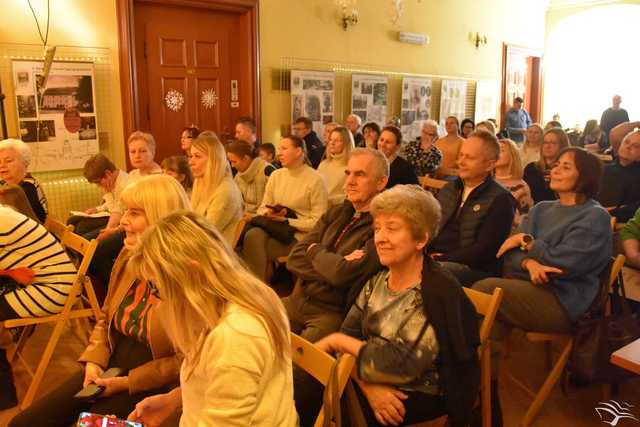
323,356,342,427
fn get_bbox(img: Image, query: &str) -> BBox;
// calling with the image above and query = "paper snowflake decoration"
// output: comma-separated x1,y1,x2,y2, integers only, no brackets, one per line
201,88,218,109
165,89,184,112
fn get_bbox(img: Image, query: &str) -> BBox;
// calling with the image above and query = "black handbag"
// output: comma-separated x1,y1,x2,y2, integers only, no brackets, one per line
570,266,640,384
249,215,297,245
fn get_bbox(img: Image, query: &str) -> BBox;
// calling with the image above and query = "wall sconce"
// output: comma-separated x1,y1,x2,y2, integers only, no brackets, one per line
336,0,359,30
473,32,488,49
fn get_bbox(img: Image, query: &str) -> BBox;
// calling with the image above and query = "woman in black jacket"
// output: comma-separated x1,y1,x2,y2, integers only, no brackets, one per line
523,127,570,203
316,185,479,427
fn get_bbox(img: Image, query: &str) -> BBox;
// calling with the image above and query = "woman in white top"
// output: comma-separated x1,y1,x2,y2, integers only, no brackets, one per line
519,123,543,167
127,131,163,182
318,126,354,207
128,212,298,427
241,135,328,281
189,133,243,244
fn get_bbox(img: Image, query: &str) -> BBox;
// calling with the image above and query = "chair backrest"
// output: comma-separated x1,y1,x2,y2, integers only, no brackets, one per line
60,230,98,280
463,287,503,344
291,333,355,427
608,254,626,291
232,219,247,248
610,216,617,231
44,217,71,242
421,177,448,191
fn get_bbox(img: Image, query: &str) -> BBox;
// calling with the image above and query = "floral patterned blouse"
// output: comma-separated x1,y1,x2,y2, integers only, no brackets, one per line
401,139,443,177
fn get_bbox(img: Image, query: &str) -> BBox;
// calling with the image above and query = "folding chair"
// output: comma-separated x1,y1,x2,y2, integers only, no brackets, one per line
420,177,448,194
291,333,355,427
346,287,503,427
507,254,625,427
5,229,102,409
43,217,72,241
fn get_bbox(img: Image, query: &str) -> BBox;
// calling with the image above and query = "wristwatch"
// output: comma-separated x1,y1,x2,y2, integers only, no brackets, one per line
520,234,534,251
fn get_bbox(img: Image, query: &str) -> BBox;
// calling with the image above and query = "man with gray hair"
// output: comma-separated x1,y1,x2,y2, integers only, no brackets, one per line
345,113,364,147
285,147,388,341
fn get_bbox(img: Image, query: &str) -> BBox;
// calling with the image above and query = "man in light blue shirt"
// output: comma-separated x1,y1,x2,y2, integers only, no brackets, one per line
505,97,532,143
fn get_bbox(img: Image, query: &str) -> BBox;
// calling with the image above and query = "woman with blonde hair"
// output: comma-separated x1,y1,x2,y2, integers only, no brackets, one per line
519,123,543,166
127,131,163,181
318,126,355,207
495,139,533,227
9,175,190,427
189,133,243,244
128,212,298,427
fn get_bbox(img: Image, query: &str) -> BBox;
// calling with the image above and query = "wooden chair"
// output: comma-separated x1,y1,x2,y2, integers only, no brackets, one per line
5,229,102,409
43,217,72,241
346,287,504,427
420,177,448,194
507,254,625,427
231,219,247,248
290,333,355,427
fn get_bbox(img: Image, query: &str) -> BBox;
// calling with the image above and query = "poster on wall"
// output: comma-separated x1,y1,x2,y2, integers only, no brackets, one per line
474,80,499,123
290,70,335,136
400,77,432,141
12,60,99,172
439,79,467,132
351,74,388,128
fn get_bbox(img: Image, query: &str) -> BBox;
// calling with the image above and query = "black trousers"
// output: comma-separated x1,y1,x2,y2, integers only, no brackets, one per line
9,334,173,427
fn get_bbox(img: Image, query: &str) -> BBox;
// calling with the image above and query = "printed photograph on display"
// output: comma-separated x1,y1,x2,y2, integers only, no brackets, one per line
439,79,467,132
351,74,388,127
400,77,432,141
12,60,99,171
474,80,499,123
290,70,336,136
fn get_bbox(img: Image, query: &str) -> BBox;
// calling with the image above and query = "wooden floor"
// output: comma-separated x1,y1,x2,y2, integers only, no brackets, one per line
0,324,638,426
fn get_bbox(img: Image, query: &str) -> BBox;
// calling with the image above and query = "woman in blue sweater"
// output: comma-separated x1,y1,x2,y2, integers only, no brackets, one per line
473,147,612,425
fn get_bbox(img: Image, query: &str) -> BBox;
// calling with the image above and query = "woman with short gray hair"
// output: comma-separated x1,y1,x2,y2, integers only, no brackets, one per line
0,138,48,222
316,184,480,427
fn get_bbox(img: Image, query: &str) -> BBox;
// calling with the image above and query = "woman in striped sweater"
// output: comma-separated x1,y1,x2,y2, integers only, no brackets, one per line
0,202,77,408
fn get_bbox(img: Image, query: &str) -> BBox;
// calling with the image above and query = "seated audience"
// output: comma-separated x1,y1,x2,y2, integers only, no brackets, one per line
362,121,381,149
476,120,497,135
0,138,48,222
127,212,297,427
161,155,193,195
621,207,640,269
429,130,515,285
523,127,570,203
189,134,243,244
127,131,163,181
473,148,612,424
322,121,339,147
9,175,189,426
227,139,275,216
496,139,533,227
578,119,605,152
544,120,563,131
0,189,77,408
235,116,260,151
285,148,387,342
460,118,475,138
435,116,464,177
179,126,199,155
596,130,640,222
258,142,281,168
318,126,355,207
315,185,480,427
610,121,640,157
519,123,543,166
401,119,442,177
378,126,419,188
293,117,325,169
69,154,129,238
346,113,365,147
241,135,328,281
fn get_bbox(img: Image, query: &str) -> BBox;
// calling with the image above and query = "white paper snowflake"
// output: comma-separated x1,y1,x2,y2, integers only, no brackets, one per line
165,89,184,112
201,88,218,109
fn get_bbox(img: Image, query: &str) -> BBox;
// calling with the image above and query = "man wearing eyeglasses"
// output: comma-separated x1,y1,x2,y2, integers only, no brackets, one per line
401,119,443,177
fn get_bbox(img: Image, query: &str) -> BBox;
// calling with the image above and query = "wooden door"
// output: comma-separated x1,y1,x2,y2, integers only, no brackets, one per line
131,1,257,162
500,44,543,128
